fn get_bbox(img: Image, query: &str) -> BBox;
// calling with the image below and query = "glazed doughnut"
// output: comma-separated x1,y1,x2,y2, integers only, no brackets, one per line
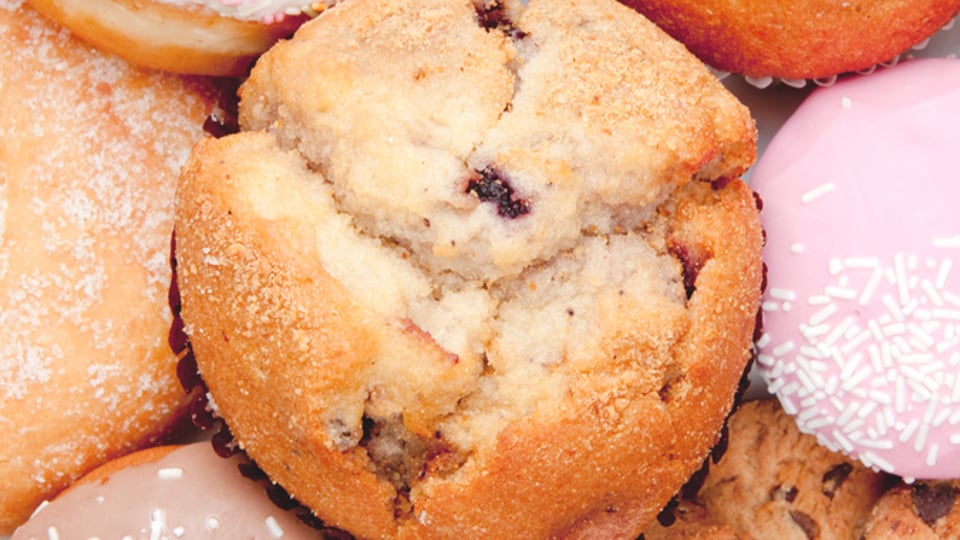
10,444,330,539
752,58,960,479
174,0,764,537
619,0,960,82
0,2,222,533
24,0,333,77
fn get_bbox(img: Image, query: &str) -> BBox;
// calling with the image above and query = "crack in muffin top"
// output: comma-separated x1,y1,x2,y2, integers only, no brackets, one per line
238,0,755,283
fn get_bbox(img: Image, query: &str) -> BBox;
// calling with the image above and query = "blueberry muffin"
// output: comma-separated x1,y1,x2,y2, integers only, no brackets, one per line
173,0,763,537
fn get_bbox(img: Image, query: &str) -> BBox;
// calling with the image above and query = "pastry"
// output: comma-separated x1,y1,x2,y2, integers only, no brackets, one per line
619,0,960,83
24,0,333,76
174,0,764,537
752,57,960,479
10,443,331,539
695,400,890,539
643,400,893,539
0,2,220,533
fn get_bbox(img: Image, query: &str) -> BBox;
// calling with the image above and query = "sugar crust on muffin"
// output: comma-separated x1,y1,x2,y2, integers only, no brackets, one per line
174,0,764,537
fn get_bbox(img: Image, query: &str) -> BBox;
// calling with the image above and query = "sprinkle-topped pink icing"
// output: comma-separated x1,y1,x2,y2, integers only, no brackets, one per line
751,58,960,480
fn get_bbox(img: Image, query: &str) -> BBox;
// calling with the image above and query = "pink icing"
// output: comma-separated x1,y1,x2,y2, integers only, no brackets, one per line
11,444,325,539
751,58,960,480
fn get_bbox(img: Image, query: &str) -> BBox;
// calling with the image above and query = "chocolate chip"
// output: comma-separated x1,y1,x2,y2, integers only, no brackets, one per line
911,483,957,526
465,166,531,219
789,510,820,539
771,484,798,503
821,462,853,500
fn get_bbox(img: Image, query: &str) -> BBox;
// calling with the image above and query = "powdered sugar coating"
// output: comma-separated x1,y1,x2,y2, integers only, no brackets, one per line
0,2,218,531
752,58,960,479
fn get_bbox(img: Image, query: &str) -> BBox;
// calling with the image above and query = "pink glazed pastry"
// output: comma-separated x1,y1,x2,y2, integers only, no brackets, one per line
752,58,960,480
11,444,328,539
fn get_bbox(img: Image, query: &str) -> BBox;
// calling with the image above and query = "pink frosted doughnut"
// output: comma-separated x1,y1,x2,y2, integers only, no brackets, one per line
752,58,960,480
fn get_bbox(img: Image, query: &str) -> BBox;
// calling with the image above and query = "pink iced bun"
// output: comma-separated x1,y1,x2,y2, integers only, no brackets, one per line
25,0,334,76
11,444,331,539
752,58,960,480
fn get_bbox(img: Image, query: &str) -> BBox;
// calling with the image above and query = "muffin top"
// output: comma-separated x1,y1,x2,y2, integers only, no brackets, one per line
239,0,756,282
174,0,764,537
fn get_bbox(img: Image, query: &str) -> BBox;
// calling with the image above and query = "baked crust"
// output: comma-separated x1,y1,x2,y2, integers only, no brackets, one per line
0,3,219,533
619,0,960,80
175,0,764,537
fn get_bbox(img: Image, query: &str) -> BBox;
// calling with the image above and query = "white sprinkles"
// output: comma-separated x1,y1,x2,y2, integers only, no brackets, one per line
759,185,960,476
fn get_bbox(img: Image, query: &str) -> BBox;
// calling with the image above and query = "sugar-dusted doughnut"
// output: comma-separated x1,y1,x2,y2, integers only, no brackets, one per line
174,0,764,537
0,2,222,533
752,58,960,479
24,0,333,76
619,0,960,82
10,444,330,539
